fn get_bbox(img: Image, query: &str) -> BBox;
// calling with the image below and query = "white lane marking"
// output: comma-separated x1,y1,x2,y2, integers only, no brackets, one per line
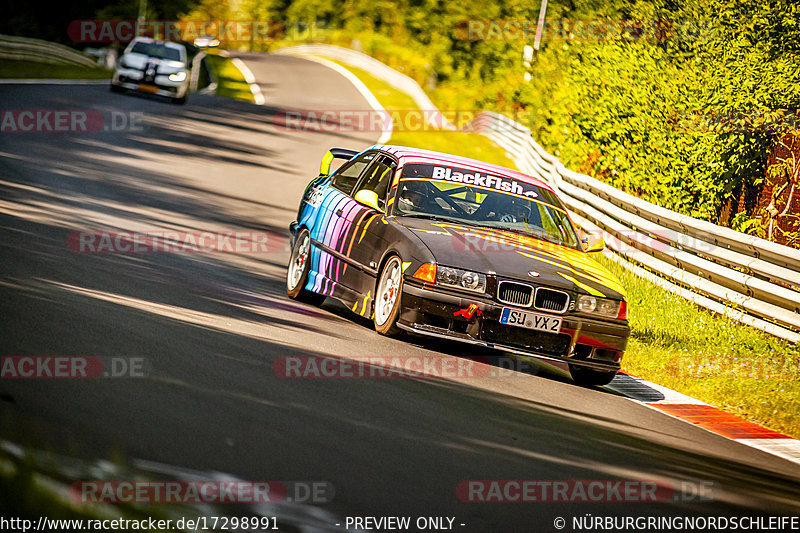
283,54,392,144
231,58,265,105
0,79,109,84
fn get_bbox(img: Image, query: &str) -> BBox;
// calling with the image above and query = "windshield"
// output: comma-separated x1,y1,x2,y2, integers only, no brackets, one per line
130,42,182,62
393,163,580,248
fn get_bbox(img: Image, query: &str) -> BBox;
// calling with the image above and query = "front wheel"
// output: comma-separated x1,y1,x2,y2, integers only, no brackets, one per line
374,256,403,336
286,229,324,305
569,364,617,386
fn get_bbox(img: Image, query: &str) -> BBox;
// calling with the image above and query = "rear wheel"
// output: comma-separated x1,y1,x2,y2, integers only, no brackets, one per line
286,229,324,305
172,95,187,105
569,364,617,386
374,256,403,336
110,82,124,93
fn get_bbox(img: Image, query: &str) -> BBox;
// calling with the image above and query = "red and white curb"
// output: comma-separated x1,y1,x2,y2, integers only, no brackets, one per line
608,373,800,465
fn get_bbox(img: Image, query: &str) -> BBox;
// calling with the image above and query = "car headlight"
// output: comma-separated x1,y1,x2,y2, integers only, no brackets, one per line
577,295,626,318
168,72,187,82
436,266,486,293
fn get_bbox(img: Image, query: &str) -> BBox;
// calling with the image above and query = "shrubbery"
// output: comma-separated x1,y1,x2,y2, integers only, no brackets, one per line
187,0,800,243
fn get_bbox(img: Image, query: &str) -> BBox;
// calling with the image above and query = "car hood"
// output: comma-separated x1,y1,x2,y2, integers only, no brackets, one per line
394,216,626,299
122,53,186,71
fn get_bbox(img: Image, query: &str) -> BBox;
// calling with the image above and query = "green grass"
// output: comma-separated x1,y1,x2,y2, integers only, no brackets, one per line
0,58,112,79
331,62,517,168
203,53,255,103
340,63,418,111
599,254,800,438
325,54,800,439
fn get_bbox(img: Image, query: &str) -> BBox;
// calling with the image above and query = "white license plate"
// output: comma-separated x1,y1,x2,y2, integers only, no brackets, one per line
500,307,562,333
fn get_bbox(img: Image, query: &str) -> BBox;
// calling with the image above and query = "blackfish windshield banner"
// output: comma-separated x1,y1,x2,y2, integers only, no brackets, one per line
400,163,563,208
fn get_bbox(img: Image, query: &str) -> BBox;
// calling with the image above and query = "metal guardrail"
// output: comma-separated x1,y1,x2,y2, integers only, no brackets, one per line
3,34,214,96
469,111,560,184
472,111,800,343
275,43,800,343
0,34,97,68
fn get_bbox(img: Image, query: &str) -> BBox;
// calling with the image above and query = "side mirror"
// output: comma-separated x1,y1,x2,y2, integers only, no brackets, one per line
585,233,605,253
354,189,382,212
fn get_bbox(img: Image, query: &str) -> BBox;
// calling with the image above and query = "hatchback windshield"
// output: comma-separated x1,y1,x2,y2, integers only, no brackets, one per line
394,163,579,248
130,42,183,62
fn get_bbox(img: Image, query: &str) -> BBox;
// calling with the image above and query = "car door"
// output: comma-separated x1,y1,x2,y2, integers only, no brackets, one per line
308,151,376,296
343,154,400,294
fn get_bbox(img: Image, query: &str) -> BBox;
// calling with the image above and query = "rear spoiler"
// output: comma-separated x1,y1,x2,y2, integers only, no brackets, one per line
320,148,359,176
331,148,358,159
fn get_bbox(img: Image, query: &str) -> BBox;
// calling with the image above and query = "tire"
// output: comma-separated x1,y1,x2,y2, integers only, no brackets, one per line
374,256,403,336
286,229,325,305
110,82,124,93
569,364,617,386
172,95,187,105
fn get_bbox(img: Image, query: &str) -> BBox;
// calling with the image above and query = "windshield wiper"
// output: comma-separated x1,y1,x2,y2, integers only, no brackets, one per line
400,213,457,223
485,225,571,247
401,213,489,229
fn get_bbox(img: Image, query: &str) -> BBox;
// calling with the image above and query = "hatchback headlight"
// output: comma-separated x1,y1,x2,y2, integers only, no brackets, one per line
168,71,187,82
577,295,625,318
436,266,486,293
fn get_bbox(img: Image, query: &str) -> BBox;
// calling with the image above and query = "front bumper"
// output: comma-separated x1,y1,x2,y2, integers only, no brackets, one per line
112,69,188,98
398,283,630,372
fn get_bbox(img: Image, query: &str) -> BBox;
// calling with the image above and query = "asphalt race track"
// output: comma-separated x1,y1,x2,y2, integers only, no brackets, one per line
1,54,800,531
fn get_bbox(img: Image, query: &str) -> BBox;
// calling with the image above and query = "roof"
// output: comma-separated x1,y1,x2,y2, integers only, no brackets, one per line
129,37,185,49
372,144,554,192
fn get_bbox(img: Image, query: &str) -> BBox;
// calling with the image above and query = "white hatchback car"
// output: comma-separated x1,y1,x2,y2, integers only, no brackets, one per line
111,38,190,104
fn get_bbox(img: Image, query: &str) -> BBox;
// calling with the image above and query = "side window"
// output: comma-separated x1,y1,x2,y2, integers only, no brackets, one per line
355,156,397,209
331,153,374,195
